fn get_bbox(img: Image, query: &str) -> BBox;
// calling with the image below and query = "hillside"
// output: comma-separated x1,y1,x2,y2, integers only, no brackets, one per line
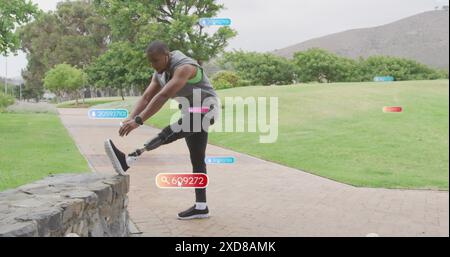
272,10,449,70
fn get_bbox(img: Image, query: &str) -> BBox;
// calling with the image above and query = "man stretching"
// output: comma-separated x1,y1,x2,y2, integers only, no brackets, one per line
104,41,218,220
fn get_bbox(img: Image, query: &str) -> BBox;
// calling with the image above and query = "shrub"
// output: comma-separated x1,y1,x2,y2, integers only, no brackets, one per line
0,93,15,111
6,102,57,114
219,51,296,85
212,71,246,90
358,56,446,81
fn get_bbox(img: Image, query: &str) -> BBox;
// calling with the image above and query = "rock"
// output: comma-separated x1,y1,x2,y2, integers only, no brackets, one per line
65,233,80,237
0,221,38,237
58,198,84,223
15,207,63,236
86,182,113,204
0,173,130,237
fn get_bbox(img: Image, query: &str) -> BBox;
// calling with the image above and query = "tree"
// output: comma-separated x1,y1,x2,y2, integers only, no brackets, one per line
85,0,237,98
51,0,110,66
18,0,110,100
0,0,39,55
293,49,447,83
359,56,444,81
86,41,152,100
93,0,237,63
19,14,61,101
219,51,296,85
292,48,354,83
43,63,87,104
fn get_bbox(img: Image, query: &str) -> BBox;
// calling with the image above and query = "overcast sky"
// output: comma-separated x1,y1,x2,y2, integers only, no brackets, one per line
1,0,448,78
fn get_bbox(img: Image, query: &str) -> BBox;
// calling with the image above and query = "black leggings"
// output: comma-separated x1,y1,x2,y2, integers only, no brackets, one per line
142,112,214,203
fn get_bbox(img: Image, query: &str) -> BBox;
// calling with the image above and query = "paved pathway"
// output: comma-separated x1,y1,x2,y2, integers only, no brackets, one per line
58,108,449,237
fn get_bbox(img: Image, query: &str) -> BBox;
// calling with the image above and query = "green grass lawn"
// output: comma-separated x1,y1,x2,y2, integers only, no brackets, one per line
96,80,449,190
0,113,90,191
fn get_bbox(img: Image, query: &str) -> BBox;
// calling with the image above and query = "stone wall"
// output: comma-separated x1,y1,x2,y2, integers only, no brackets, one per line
0,173,130,237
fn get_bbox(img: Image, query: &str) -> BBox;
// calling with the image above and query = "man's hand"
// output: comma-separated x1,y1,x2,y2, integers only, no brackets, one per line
119,117,132,129
121,117,132,124
119,119,140,137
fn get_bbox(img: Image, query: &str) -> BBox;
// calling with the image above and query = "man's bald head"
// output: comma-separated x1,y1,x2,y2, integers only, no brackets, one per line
146,41,170,55
146,41,171,73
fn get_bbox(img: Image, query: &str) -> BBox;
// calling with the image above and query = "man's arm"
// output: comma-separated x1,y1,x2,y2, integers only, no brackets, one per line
138,65,195,122
128,75,161,119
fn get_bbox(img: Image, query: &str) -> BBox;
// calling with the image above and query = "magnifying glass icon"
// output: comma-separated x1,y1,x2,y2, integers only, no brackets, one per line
161,176,169,184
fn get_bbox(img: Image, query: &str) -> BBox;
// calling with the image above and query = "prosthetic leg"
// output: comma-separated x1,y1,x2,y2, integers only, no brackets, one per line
128,135,165,157
127,126,179,159
127,111,212,161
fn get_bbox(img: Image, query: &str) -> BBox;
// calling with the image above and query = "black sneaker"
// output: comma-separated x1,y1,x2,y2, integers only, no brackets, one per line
177,205,209,220
104,139,129,175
